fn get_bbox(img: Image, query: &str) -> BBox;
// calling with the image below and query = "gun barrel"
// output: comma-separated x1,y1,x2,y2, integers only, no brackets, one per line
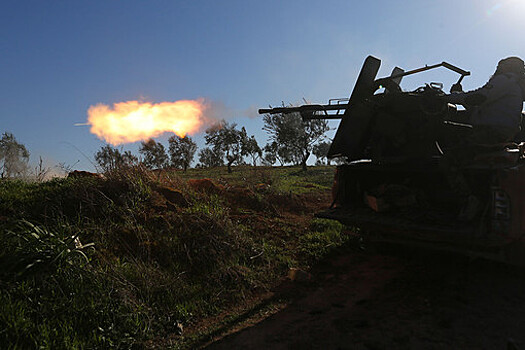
258,103,349,115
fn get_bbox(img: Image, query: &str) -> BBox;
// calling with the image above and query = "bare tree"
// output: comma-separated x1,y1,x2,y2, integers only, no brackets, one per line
33,156,51,182
168,135,197,171
57,160,80,176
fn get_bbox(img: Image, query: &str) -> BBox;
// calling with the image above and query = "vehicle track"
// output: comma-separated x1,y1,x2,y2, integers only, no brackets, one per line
206,247,525,349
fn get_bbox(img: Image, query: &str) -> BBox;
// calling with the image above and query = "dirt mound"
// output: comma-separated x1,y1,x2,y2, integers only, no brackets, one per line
153,186,189,209
267,192,331,214
188,178,224,194
267,193,306,212
222,186,272,213
67,170,103,179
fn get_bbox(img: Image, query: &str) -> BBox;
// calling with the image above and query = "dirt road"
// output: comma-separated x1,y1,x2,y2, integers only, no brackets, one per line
206,247,525,349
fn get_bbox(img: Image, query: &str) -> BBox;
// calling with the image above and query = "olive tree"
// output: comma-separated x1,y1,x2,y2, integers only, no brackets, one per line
204,120,248,173
263,141,291,166
139,139,168,170
0,132,30,178
95,144,138,172
243,135,262,166
198,147,224,168
263,111,329,171
313,141,331,165
168,135,197,171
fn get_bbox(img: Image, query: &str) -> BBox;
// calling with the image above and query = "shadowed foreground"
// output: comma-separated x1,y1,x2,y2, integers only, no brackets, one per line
206,248,525,349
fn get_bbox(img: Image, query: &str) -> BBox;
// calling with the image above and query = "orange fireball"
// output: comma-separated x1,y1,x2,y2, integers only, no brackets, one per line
87,99,207,145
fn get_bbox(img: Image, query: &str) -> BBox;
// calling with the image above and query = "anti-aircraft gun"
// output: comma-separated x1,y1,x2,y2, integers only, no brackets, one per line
259,56,525,266
259,56,471,162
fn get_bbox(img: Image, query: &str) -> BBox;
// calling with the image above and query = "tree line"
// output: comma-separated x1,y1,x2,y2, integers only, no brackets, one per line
95,112,331,173
0,111,333,178
95,113,330,172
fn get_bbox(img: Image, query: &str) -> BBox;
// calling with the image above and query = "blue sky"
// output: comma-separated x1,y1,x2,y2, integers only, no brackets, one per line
1,0,524,171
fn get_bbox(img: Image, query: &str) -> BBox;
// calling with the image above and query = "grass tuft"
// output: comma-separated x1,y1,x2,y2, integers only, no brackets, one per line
0,166,344,348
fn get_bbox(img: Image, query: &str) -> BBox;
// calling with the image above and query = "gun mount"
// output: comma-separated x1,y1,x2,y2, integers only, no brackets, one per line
258,58,470,120
259,56,471,160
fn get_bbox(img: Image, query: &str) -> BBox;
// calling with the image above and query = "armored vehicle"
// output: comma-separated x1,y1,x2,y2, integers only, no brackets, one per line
260,56,525,265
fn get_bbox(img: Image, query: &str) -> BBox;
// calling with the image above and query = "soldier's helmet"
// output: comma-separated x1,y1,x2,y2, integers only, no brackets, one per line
496,56,525,75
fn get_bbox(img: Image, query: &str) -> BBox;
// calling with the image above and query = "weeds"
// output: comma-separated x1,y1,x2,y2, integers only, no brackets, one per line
0,165,343,348
299,218,346,264
0,221,143,349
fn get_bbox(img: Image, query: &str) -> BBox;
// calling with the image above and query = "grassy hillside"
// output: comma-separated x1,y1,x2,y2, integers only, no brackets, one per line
0,165,346,349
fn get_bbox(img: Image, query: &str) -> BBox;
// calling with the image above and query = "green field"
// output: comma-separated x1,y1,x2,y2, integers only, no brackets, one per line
0,165,347,349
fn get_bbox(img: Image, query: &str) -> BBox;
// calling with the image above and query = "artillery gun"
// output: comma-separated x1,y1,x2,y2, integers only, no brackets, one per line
260,56,525,265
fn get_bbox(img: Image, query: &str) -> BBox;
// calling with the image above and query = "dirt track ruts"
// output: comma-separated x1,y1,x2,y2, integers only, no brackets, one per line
205,247,525,349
